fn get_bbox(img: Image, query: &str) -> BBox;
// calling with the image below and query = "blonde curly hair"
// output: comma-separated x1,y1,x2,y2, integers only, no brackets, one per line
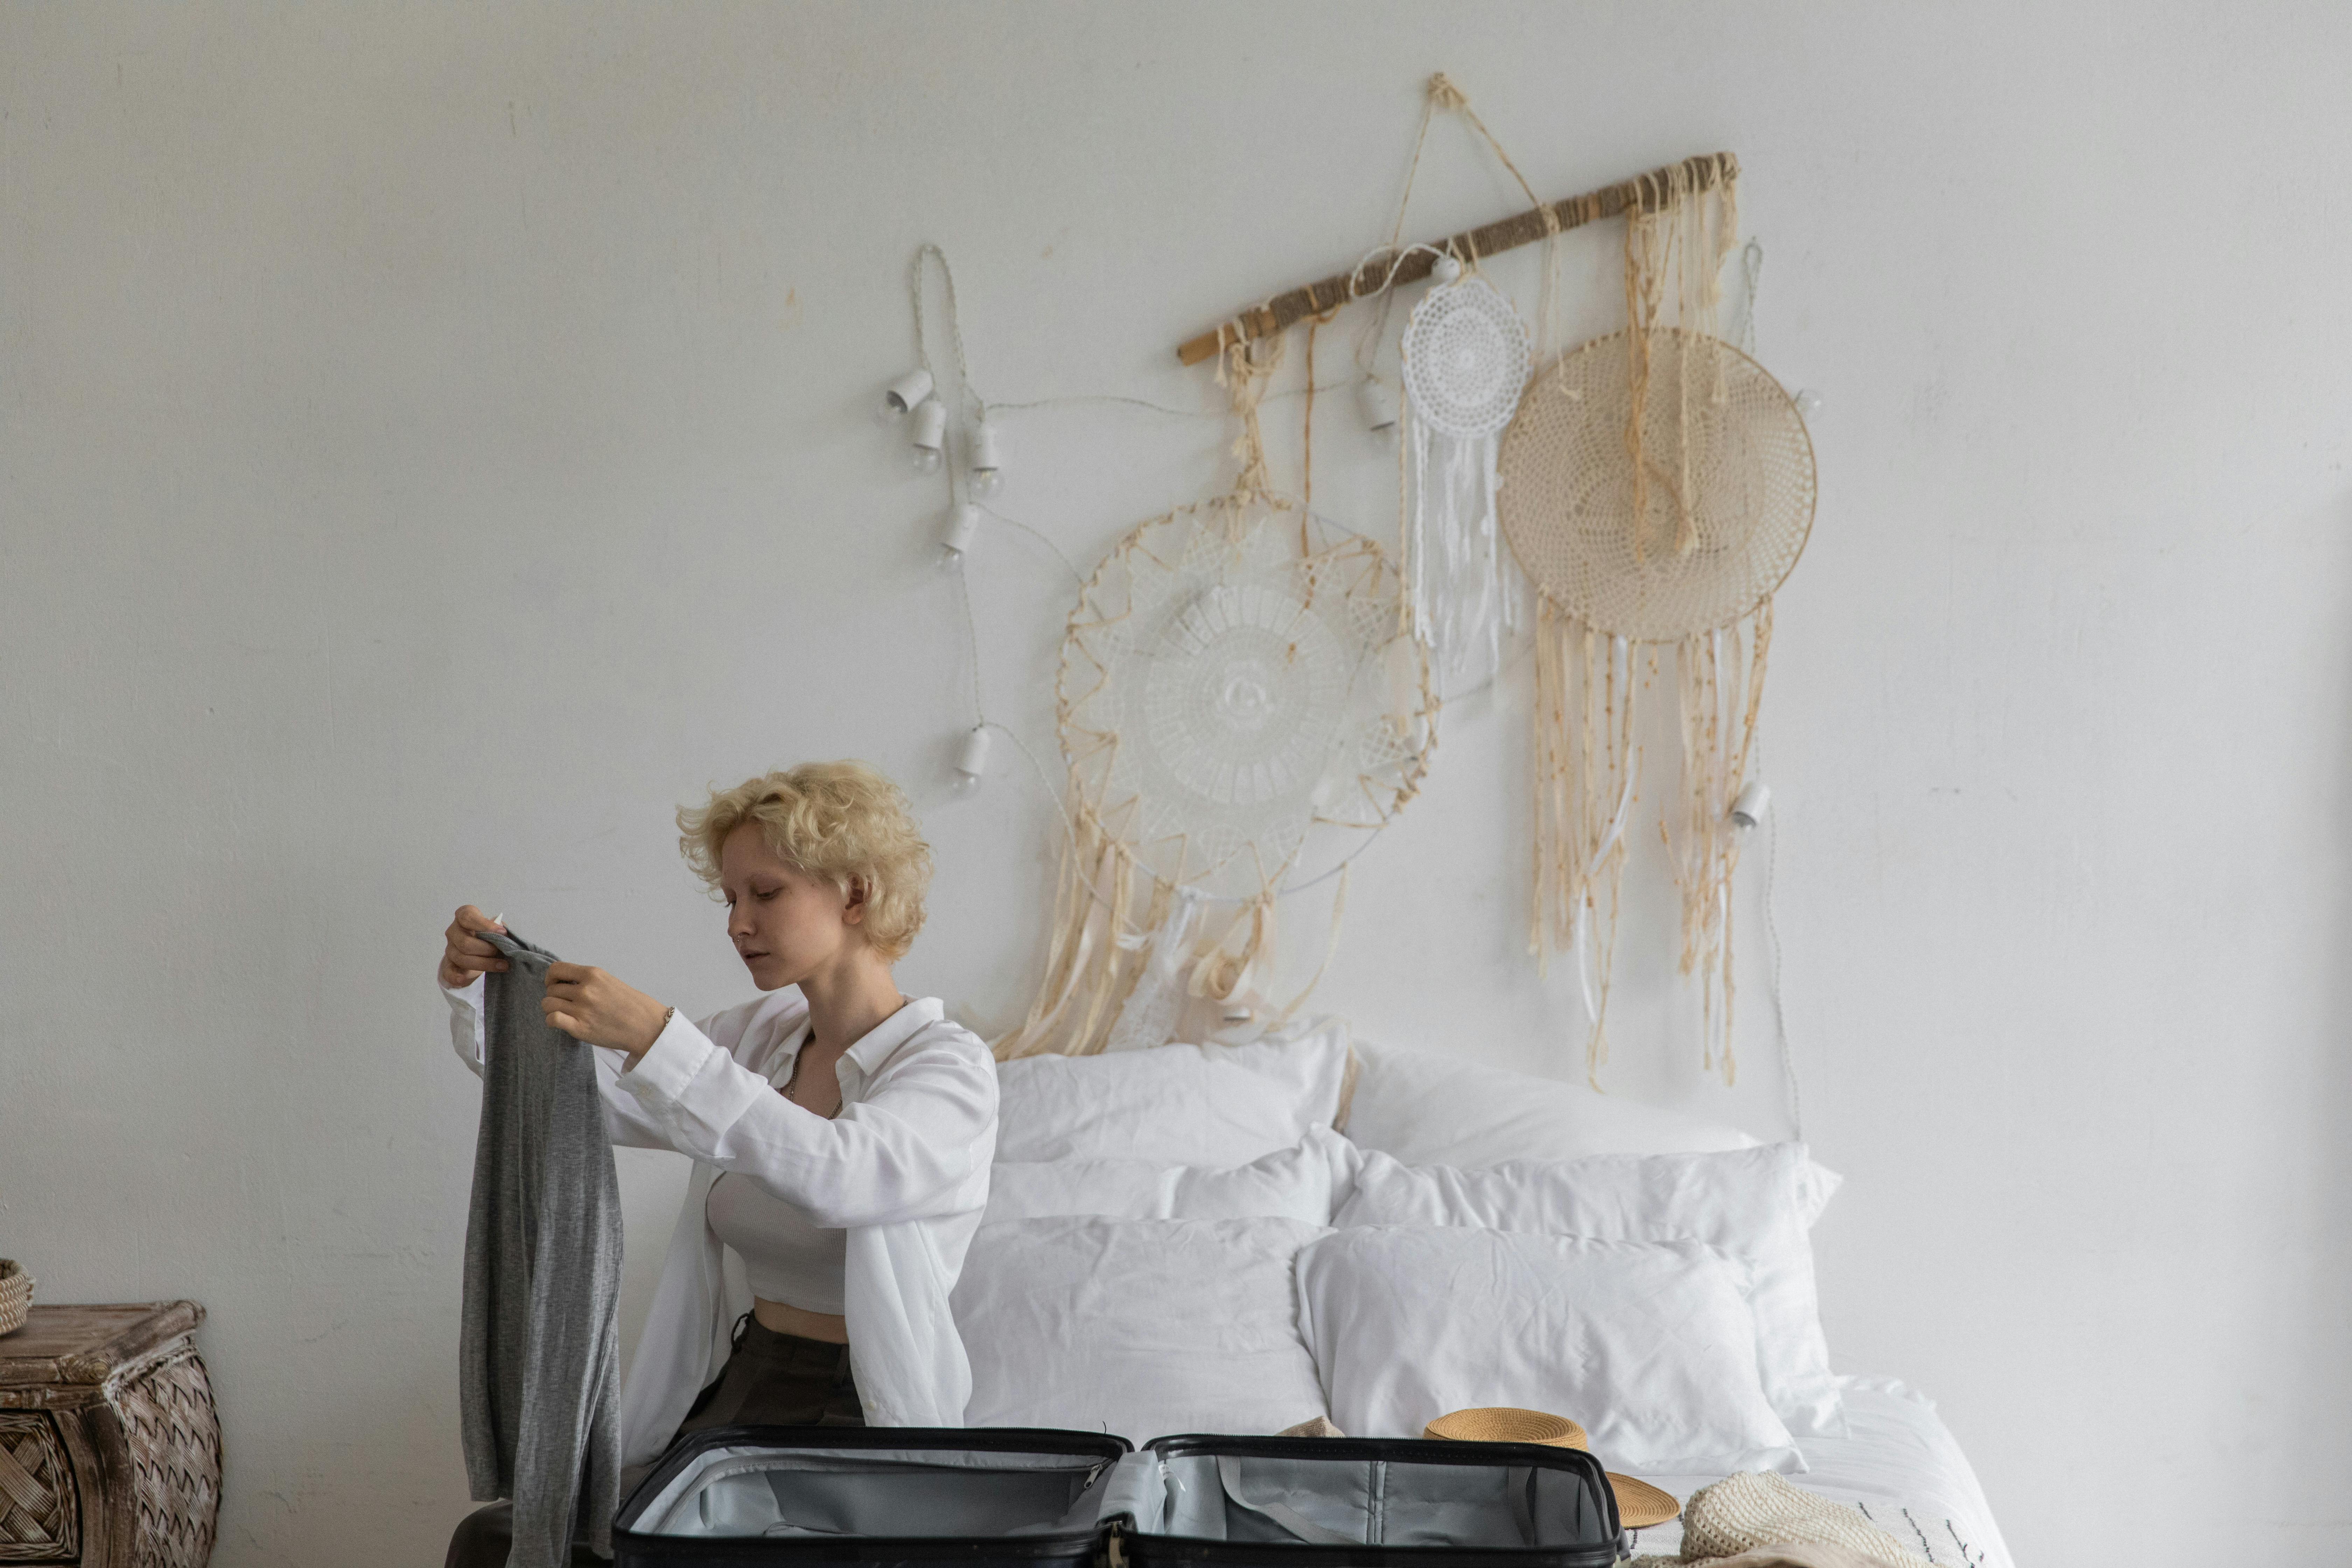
678,761,933,961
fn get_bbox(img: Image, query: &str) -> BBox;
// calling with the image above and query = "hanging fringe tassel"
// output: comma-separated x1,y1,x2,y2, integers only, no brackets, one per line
1666,600,1773,1085
1531,598,1641,1087
1406,418,1517,694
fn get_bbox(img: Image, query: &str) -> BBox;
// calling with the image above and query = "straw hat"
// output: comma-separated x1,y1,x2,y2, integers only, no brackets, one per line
1423,1407,1681,1530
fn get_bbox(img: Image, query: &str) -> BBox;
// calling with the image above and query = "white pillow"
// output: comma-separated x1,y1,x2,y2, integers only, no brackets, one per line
983,1129,1359,1226
952,1216,1330,1442
1296,1226,1800,1475
1342,1039,1758,1165
1333,1143,1841,1442
994,1024,1351,1166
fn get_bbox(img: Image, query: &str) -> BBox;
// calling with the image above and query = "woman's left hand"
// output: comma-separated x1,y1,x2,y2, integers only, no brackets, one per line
542,962,671,1059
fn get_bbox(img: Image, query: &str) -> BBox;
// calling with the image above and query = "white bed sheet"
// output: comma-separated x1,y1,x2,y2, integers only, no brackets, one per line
1624,1376,2014,1568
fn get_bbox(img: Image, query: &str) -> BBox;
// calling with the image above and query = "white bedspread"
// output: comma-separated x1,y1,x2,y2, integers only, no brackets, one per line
1624,1377,2014,1568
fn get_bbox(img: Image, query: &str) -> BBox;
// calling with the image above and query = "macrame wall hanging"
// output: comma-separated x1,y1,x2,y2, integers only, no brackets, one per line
1498,156,1816,1086
1171,80,1815,1090
995,339,1436,1059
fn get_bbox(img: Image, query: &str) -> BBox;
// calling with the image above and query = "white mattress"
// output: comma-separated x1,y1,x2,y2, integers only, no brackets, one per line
1625,1376,2013,1568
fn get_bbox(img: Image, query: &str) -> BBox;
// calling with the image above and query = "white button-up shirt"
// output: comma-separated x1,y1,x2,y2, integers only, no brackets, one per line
443,979,997,1465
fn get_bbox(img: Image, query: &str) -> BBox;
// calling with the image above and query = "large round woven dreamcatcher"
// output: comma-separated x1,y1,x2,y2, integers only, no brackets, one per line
996,363,1435,1059
1500,155,1816,1086
1401,263,1532,693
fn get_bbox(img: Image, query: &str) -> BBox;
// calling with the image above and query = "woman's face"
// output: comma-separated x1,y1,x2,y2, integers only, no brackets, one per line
719,822,863,990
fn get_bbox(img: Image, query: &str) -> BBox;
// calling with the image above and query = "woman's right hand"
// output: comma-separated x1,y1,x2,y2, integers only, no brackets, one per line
438,905,510,990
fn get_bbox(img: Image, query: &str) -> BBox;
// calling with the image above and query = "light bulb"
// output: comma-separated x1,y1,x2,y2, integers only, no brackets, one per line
877,367,933,422
1730,779,1772,830
939,503,979,560
953,724,992,789
908,395,947,472
1356,377,1397,435
1794,388,1824,420
966,420,1003,497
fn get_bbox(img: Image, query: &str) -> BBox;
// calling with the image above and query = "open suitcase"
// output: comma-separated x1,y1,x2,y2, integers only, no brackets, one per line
612,1426,1625,1568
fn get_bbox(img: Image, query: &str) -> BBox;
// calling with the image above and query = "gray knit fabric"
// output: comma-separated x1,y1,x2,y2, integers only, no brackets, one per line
460,928,625,1565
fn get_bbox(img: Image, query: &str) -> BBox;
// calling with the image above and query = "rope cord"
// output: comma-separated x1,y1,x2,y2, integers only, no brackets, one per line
977,503,1086,586
911,244,983,425
1763,796,1803,1143
986,383,1356,419
950,559,984,727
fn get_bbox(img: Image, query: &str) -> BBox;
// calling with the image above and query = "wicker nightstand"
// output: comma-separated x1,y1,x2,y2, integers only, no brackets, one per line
0,1301,220,1567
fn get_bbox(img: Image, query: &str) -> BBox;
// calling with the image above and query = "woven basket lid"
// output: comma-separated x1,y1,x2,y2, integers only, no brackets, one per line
1402,276,1532,440
1422,1406,1681,1530
0,1259,31,1337
1497,328,1815,641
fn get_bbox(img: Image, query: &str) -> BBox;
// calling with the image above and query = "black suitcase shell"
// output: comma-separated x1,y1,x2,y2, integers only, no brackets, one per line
612,1428,1624,1568
1108,1435,1625,1568
612,1425,1131,1568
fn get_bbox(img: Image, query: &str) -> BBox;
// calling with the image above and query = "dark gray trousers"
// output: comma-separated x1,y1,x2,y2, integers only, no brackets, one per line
458,929,625,1566
446,1321,862,1567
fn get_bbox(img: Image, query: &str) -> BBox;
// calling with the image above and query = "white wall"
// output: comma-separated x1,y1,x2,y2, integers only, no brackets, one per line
5,4,2348,1562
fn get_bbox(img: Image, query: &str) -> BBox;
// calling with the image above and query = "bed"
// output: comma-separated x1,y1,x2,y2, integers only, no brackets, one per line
1630,1377,2011,1567
958,1026,2015,1568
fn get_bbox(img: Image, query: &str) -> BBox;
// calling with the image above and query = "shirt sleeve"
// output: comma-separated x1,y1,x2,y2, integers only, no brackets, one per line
614,1012,997,1229
439,974,674,1151
442,974,487,1077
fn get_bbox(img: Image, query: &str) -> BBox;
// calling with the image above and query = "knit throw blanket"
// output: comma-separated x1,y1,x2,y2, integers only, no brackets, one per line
1629,1471,1940,1568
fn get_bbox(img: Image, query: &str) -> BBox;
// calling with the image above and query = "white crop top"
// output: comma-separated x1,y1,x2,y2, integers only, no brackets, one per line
705,1172,848,1315
702,1025,849,1315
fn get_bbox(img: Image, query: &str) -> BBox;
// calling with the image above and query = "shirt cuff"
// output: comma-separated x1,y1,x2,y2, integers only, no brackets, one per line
441,973,487,1065
617,1008,716,1105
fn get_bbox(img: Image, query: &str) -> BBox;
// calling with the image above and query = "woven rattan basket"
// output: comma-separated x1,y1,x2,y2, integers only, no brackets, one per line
0,1260,31,1335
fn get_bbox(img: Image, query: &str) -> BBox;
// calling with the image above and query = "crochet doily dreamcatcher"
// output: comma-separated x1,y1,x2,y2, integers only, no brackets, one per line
1401,264,1532,692
1500,154,1817,1085
997,351,1435,1059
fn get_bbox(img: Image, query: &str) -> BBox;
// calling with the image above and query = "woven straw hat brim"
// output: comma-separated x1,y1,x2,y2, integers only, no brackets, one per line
1600,1474,1682,1531
1422,1408,1681,1530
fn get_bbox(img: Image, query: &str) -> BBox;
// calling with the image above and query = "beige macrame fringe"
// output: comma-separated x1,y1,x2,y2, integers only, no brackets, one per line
1669,603,1771,1085
1622,152,1738,559
1531,601,1640,1087
1526,153,1773,1087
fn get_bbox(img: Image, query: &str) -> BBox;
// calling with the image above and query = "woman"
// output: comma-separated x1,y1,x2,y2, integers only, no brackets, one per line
437,761,997,1566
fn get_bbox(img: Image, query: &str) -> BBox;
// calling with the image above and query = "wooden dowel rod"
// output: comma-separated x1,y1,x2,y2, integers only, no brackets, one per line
1175,150,1738,366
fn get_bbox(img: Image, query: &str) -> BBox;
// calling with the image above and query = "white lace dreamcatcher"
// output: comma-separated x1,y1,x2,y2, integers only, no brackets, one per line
1400,258,1533,694
996,345,1436,1059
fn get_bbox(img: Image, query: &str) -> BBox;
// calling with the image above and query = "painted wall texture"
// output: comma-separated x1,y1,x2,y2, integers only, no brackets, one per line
5,4,2348,1563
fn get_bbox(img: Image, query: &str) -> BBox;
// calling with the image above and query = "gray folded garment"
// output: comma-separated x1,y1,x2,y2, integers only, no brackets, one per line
460,928,625,1565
